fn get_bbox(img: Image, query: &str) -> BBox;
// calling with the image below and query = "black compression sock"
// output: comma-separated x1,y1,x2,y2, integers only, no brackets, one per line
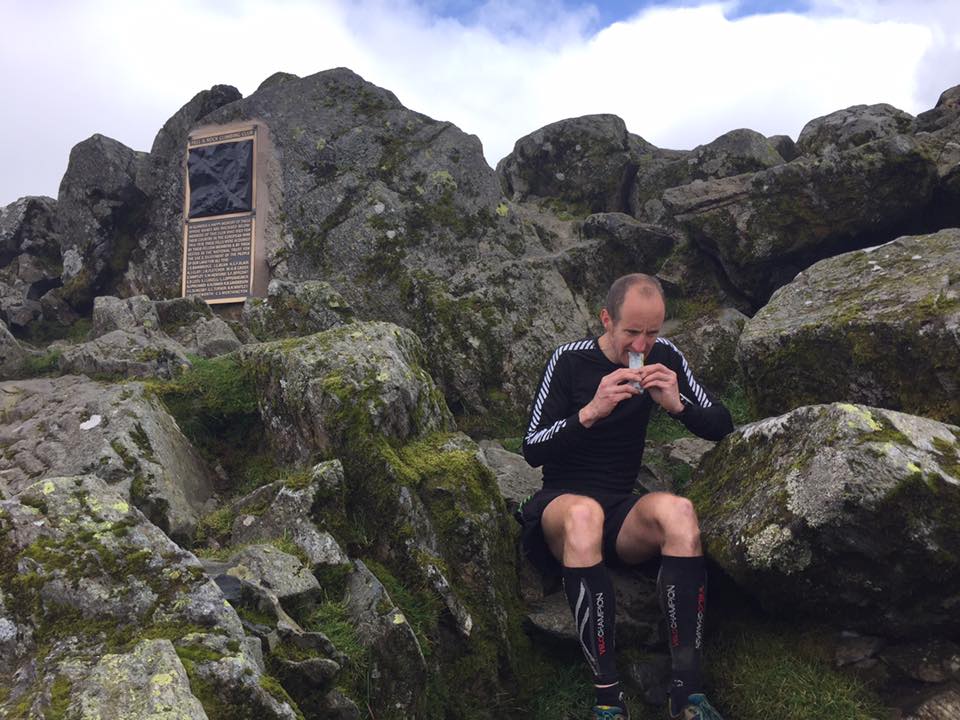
594,681,624,708
657,555,707,713
562,562,618,687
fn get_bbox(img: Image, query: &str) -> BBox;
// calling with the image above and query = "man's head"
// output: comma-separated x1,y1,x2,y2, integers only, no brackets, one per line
599,273,666,365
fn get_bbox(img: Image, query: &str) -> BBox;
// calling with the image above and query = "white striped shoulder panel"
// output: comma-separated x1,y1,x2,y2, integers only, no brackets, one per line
525,339,594,443
655,337,712,408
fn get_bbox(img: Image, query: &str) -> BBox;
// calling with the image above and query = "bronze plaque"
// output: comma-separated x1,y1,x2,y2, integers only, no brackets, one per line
182,125,264,304
184,215,254,299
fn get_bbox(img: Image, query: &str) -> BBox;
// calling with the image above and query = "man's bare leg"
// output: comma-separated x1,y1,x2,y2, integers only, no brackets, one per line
541,494,623,709
614,492,708,716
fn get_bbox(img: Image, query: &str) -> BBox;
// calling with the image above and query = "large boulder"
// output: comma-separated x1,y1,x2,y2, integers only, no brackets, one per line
631,128,784,220
796,103,914,156
0,196,62,335
241,278,354,341
737,230,960,424
57,327,192,380
91,294,160,336
662,307,748,393
240,320,452,462
0,474,298,720
0,375,213,540
688,403,960,638
56,134,148,310
663,133,938,304
497,114,652,214
914,84,960,133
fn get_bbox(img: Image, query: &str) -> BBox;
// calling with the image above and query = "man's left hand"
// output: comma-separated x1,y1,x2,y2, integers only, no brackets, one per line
637,363,684,414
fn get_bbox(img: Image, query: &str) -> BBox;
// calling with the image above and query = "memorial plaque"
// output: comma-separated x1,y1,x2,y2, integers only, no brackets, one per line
182,124,267,304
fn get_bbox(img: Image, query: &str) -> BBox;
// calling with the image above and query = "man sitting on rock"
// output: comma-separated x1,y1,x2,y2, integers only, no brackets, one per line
520,273,733,720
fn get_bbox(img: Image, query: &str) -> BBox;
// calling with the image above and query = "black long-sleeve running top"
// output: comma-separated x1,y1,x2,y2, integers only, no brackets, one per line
522,336,734,494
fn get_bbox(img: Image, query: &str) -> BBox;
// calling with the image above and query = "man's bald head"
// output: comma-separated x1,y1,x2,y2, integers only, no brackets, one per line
604,274,665,322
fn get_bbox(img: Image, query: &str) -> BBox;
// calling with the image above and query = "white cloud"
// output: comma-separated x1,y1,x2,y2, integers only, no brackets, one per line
0,0,956,206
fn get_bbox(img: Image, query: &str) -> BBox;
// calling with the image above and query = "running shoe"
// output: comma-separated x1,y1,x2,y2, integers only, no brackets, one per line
590,704,628,720
669,693,724,720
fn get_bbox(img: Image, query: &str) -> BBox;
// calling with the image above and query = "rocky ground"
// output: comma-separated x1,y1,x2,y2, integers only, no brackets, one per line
1,70,959,719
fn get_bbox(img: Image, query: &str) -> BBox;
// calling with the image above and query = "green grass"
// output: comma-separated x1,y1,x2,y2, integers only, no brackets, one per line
706,620,886,720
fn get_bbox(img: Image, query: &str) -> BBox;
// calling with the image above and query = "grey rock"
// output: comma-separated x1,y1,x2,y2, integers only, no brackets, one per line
797,103,914,155
124,85,242,298
905,685,960,720
73,638,208,720
56,134,148,310
664,134,938,304
225,463,351,569
190,317,242,358
915,84,960,133
0,375,213,541
883,640,960,683
0,196,62,333
691,402,960,637
666,437,717,468
0,320,30,380
525,568,662,649
835,633,885,667
241,279,354,341
155,295,215,331
662,307,748,393
58,327,192,380
241,321,451,462
478,440,542,513
344,559,427,716
564,213,677,300
91,295,160,337
736,230,960,424
497,114,653,214
631,128,784,220
1,473,244,644
767,135,799,162
203,544,321,616
623,653,671,706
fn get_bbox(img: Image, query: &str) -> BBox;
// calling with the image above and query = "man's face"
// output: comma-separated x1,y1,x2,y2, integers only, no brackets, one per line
601,287,665,366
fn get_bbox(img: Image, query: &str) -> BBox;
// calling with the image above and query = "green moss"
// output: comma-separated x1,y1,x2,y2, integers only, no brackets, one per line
22,349,62,377
194,506,236,546
176,642,226,664
932,436,960,479
128,422,156,461
364,558,442,657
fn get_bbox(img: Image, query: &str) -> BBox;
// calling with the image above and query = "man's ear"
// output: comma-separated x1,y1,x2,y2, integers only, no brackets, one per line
600,307,611,331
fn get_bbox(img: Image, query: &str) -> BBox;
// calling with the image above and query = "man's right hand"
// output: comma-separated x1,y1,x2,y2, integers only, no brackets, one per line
578,368,643,428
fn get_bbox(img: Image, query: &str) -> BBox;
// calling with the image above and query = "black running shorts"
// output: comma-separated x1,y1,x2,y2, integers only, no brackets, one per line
517,488,646,577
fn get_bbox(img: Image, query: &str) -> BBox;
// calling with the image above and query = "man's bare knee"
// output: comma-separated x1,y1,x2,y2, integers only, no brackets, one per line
561,498,604,565
660,495,701,555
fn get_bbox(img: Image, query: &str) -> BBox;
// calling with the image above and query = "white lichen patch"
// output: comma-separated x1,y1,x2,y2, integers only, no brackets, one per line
740,413,792,441
744,523,812,574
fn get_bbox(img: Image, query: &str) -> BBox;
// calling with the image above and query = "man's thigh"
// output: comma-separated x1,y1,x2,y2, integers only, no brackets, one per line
540,492,605,563
614,491,677,565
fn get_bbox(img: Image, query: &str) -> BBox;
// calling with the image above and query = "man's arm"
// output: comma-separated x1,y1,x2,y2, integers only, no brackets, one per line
521,343,592,468
657,338,734,441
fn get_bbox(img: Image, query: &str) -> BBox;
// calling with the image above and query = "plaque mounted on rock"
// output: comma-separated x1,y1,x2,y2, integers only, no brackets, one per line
182,123,269,304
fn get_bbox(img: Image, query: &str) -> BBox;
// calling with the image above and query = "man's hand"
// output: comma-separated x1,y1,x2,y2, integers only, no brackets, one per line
638,363,684,414
578,368,643,428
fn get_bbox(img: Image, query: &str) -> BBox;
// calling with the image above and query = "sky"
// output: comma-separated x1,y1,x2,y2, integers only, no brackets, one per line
2,0,959,207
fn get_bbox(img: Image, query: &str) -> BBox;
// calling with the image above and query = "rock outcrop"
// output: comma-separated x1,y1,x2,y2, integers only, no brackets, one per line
664,134,938,304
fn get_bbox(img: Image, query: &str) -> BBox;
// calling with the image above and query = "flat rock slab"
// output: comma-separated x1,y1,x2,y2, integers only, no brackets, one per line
0,375,213,540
